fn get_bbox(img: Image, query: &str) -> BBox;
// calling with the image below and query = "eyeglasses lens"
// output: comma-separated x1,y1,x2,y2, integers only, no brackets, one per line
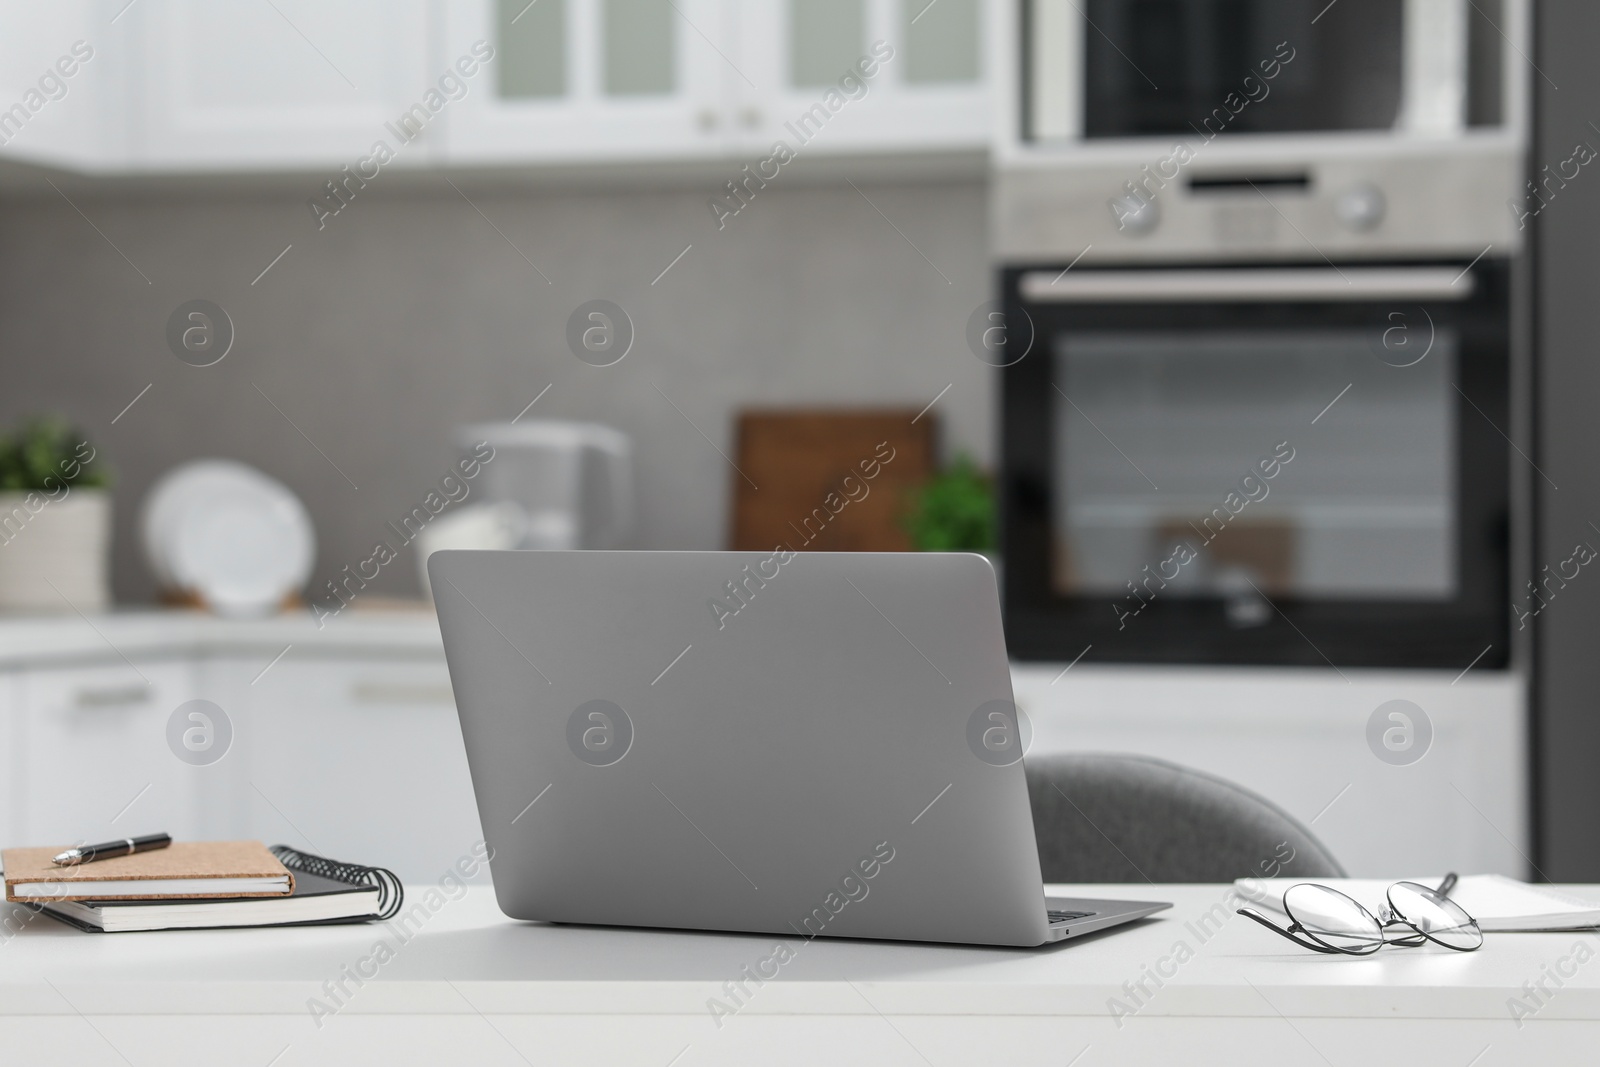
1387,882,1484,950
1283,884,1385,954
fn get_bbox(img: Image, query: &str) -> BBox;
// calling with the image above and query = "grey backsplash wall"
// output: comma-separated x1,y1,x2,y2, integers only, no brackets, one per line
0,174,991,603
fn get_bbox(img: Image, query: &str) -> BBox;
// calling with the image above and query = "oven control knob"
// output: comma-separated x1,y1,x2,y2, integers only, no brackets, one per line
1109,192,1160,236
1335,184,1387,232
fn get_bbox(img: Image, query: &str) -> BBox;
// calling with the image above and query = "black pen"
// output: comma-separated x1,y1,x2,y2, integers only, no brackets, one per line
52,833,172,867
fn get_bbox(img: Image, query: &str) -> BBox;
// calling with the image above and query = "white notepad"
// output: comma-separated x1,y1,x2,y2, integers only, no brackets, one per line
1234,875,1600,932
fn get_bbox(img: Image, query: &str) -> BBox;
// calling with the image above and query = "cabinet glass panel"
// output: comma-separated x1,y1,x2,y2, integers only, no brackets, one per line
498,0,567,99
603,0,675,95
790,0,865,87
905,0,979,83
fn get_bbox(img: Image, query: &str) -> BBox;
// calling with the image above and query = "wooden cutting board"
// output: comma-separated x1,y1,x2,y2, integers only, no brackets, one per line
728,409,936,552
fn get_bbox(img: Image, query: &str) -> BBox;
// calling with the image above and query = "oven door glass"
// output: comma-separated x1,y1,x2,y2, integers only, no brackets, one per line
1055,328,1456,621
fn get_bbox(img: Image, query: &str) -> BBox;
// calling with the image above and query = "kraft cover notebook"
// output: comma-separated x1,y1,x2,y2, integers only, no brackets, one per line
3,840,292,902
37,846,405,932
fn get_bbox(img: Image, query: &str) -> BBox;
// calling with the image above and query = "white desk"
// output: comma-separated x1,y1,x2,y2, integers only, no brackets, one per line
3,884,1596,1066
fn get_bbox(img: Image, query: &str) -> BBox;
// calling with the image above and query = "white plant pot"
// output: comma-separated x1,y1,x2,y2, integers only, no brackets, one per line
0,489,111,613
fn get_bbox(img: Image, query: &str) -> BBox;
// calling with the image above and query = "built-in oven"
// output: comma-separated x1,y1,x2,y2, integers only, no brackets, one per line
999,259,1511,669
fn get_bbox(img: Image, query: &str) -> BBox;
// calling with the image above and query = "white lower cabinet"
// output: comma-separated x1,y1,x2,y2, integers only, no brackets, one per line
4,641,481,885
237,657,484,883
1012,665,1528,880
1,626,1527,886
16,660,204,848
0,670,16,846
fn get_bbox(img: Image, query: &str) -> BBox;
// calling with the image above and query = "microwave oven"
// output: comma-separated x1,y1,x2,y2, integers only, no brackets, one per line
992,0,1530,263
1024,0,1513,144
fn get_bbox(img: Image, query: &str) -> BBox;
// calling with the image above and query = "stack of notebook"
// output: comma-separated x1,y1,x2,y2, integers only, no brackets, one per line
2,841,402,933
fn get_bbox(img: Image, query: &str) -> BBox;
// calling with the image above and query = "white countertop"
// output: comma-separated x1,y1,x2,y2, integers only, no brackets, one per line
0,608,444,667
4,884,1597,1021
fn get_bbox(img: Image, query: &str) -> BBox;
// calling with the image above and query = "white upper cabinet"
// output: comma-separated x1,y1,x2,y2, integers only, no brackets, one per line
421,0,990,164
731,0,988,155
0,0,128,171
0,0,990,173
440,0,732,163
130,0,433,170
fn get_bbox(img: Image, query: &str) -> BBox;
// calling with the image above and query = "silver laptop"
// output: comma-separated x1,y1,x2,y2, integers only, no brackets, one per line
429,549,1169,947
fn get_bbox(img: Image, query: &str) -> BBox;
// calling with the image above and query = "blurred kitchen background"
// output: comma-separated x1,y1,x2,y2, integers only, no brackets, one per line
3,0,1598,886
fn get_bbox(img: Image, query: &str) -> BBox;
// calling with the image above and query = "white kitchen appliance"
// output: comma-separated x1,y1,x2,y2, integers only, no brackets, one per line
456,421,633,551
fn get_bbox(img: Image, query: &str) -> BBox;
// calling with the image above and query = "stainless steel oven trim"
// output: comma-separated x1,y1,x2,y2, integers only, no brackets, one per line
1019,267,1476,303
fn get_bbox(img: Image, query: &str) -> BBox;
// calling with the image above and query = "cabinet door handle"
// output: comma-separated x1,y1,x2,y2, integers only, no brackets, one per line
350,682,456,706
697,108,720,131
74,684,152,709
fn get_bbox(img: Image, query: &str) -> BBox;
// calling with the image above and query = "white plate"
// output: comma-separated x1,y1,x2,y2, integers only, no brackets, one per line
142,461,265,587
140,461,314,617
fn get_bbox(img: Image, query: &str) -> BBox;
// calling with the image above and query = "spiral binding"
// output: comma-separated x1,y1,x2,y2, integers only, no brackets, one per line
269,845,404,920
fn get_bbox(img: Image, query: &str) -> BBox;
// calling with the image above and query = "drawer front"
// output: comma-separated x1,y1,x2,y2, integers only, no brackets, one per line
243,658,483,882
18,660,202,847
0,671,16,845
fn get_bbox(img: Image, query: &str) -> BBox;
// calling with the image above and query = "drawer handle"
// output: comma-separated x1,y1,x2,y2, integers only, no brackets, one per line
349,682,456,706
75,685,152,709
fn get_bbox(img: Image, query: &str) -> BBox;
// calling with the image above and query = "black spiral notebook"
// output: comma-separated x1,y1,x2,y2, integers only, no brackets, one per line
36,846,403,933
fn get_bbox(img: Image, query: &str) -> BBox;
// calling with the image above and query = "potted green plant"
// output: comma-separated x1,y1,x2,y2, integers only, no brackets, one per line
902,454,996,553
0,418,111,612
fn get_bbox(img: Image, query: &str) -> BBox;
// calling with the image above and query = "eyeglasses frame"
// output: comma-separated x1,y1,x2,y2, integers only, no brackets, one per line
1235,873,1480,955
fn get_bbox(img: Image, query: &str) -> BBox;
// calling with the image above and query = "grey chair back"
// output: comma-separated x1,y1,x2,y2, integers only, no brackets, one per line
1025,752,1346,883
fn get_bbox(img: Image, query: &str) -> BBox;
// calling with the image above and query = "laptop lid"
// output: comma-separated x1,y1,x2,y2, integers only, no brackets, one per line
430,549,1052,947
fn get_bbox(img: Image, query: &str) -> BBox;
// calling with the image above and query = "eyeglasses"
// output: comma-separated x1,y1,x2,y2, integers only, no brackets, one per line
1236,873,1482,955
